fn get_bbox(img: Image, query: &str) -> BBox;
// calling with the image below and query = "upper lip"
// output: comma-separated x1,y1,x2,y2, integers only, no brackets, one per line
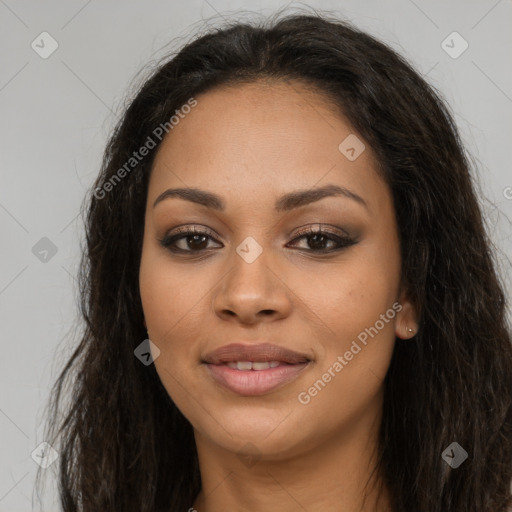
202,343,311,364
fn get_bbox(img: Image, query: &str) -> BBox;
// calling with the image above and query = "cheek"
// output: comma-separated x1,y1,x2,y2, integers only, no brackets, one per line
303,249,399,390
139,256,206,412
138,251,217,408
302,251,399,338
295,279,397,435
139,248,208,339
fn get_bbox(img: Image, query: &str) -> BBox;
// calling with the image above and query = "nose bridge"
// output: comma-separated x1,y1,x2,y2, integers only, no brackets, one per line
225,234,273,300
212,234,291,322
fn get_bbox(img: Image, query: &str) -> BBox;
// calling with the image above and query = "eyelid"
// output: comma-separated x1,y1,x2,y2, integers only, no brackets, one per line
292,223,351,238
163,223,349,243
166,224,220,239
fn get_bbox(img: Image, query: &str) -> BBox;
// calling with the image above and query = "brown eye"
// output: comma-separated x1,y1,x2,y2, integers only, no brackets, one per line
180,233,209,251
159,224,357,256
287,225,357,253
160,229,223,253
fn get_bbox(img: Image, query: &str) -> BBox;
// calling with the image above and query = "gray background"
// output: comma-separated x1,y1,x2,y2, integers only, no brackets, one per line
1,1,511,510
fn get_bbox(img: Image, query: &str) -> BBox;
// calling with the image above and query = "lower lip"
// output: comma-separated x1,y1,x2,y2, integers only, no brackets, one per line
205,363,310,396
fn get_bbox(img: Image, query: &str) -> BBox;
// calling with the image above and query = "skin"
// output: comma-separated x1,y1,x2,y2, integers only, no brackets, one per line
139,79,418,512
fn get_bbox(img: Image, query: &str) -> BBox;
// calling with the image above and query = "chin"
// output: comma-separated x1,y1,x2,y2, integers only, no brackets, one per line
197,406,310,458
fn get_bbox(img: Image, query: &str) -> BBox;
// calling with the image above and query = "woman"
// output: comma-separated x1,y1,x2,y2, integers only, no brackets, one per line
37,9,512,512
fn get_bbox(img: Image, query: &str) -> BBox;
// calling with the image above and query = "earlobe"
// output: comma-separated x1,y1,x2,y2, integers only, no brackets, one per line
395,289,418,340
395,306,418,339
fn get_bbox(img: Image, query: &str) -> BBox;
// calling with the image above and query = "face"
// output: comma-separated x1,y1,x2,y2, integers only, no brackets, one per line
139,80,417,461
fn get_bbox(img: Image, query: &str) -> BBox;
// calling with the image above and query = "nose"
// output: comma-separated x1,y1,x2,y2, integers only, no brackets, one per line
212,246,293,325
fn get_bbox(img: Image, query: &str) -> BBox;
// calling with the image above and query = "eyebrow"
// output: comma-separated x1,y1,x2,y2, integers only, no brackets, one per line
152,184,368,212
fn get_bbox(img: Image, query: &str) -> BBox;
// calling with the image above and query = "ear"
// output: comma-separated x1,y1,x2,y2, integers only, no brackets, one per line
395,287,418,340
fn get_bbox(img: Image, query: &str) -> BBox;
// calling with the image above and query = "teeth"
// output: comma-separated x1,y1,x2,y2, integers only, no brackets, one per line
225,361,281,370
252,362,270,370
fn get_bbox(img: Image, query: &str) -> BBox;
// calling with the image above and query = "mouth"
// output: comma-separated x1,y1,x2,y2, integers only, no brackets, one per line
224,360,286,370
202,343,312,396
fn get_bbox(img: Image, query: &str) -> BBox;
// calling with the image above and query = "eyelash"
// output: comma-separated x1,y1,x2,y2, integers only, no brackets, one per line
158,224,357,256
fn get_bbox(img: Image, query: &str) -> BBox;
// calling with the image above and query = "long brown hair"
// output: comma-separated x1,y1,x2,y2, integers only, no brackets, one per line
36,9,512,512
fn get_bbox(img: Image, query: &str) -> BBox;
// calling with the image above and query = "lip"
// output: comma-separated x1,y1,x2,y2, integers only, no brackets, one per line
202,343,312,396
202,343,310,365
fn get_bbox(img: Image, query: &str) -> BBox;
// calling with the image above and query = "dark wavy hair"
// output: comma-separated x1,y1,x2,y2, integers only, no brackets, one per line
35,8,512,512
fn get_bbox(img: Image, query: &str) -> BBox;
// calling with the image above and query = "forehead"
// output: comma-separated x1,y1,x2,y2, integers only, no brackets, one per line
149,80,388,215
